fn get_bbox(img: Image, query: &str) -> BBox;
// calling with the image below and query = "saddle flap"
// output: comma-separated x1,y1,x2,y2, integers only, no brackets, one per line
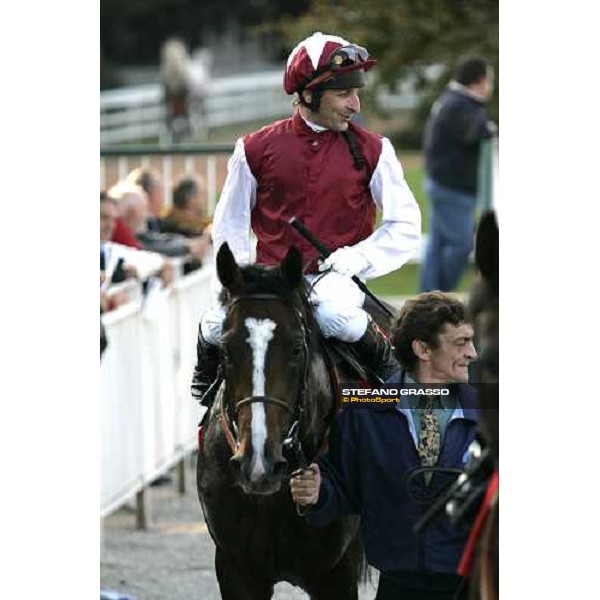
320,336,370,384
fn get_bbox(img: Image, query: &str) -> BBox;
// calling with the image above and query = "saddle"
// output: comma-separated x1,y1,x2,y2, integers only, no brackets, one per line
319,293,397,408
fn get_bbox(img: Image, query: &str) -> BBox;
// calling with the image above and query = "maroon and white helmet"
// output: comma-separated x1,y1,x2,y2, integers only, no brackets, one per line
284,32,377,95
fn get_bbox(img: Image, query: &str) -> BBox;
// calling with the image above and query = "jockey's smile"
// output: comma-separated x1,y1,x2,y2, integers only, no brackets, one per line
302,88,361,132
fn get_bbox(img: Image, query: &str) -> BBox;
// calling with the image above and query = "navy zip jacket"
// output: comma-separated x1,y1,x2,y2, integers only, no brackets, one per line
306,371,480,574
423,85,492,194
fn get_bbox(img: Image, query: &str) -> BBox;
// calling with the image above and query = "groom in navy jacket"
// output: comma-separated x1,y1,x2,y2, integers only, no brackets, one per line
291,291,479,600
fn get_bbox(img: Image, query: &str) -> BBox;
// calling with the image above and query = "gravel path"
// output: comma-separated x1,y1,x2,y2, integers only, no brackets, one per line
101,455,379,600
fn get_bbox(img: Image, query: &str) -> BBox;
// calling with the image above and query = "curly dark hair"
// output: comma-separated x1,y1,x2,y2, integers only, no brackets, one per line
392,292,466,372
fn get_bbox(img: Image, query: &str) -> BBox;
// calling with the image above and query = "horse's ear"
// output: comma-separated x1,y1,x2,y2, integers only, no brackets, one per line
475,211,499,283
279,246,303,289
216,242,243,293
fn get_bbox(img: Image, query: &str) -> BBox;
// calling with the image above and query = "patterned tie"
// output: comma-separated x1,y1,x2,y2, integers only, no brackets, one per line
417,396,441,485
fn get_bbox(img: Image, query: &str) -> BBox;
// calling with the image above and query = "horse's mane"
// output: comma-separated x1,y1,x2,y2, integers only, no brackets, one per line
468,276,498,323
219,264,315,328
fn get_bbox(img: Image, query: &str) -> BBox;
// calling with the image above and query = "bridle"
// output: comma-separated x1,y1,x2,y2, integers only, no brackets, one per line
218,293,312,463
234,395,295,416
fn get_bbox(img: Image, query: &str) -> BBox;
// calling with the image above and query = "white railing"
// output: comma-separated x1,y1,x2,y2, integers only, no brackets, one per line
100,70,426,146
101,71,293,145
100,265,213,517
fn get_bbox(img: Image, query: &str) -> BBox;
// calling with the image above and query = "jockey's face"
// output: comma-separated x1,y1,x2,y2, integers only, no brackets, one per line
304,88,361,131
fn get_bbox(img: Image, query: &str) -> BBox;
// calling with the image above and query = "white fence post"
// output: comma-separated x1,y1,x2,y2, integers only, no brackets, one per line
100,266,214,519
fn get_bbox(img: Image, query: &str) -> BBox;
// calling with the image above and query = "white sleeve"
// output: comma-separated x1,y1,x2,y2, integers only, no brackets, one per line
352,137,422,279
209,137,257,301
211,138,257,265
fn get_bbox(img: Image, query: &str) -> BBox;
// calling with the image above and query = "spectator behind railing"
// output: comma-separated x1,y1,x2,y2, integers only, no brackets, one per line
104,183,143,249
125,167,165,233
100,191,173,312
122,169,211,273
160,175,212,241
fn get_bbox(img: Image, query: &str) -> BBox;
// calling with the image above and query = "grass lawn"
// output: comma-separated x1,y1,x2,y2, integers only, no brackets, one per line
368,263,476,298
402,157,429,233
367,153,476,298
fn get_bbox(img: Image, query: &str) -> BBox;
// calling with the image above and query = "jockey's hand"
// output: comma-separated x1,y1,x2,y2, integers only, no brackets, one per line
290,463,321,506
318,246,369,278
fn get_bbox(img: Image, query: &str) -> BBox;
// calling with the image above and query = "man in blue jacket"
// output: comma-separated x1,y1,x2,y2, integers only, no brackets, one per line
291,292,479,599
421,57,496,293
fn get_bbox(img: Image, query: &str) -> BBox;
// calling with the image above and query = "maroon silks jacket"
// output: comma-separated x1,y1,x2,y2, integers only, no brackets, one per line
244,111,382,273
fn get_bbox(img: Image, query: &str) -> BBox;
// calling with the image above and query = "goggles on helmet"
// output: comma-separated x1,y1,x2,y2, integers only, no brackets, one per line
304,44,376,91
329,45,370,67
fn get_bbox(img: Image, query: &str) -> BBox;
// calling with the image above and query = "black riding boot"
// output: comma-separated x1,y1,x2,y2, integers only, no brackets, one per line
351,318,400,384
191,327,221,409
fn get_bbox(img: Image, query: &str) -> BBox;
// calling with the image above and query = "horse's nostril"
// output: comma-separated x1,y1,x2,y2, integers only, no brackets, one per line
272,459,288,480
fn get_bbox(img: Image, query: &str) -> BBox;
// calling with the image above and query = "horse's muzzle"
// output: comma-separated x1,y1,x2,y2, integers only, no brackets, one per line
230,453,289,495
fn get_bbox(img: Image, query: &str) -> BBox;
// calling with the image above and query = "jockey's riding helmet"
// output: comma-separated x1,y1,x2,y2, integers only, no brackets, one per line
284,32,377,112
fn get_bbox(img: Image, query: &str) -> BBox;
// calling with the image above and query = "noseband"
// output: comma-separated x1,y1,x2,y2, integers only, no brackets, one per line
235,395,295,416
219,293,311,458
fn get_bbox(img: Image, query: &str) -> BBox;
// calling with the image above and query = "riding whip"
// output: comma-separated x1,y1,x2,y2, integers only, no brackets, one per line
288,216,395,318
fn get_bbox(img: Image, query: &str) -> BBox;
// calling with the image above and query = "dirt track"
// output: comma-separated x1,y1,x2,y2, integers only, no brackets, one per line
100,455,379,600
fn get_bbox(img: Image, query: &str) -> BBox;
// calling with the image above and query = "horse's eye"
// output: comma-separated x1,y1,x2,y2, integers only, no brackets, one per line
292,344,304,357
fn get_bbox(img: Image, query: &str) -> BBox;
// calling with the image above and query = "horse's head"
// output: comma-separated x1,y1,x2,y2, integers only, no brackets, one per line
216,242,310,495
469,211,499,462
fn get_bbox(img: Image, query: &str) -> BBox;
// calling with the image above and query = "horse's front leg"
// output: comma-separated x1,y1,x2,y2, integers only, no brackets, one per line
215,547,274,600
302,553,359,600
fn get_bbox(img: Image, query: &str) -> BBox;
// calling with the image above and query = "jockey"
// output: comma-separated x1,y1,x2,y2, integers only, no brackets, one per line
192,31,421,408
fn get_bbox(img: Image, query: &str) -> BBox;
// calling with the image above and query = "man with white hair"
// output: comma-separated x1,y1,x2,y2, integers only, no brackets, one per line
110,183,149,237
192,32,421,408
100,191,170,291
109,180,207,261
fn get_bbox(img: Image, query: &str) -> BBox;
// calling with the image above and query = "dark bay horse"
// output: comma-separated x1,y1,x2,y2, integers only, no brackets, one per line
465,210,499,600
197,243,391,599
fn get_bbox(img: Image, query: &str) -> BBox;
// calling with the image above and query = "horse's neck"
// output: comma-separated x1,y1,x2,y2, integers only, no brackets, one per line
298,343,335,461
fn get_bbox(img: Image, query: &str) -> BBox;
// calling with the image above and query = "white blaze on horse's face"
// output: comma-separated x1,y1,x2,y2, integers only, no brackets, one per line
244,317,277,482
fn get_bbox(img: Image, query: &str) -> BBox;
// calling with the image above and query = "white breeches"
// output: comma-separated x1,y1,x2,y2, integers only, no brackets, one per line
200,271,369,345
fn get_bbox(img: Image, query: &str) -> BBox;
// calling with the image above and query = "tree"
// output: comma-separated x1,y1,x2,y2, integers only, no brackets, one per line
277,0,498,147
